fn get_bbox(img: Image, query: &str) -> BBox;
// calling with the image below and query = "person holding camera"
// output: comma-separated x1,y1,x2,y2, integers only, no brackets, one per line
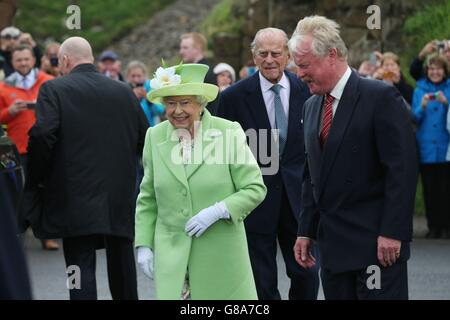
374,52,414,105
0,45,53,164
0,27,42,77
125,60,165,200
0,44,58,250
412,53,450,239
40,42,61,77
410,39,450,81
125,60,165,127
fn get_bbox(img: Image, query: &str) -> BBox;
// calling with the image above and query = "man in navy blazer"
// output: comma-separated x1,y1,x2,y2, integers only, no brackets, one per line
290,16,418,299
218,28,319,300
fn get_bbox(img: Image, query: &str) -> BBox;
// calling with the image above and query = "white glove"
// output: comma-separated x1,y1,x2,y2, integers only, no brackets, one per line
185,202,230,237
137,246,154,279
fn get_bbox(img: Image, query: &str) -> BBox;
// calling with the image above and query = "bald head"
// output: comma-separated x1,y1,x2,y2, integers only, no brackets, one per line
251,28,288,54
59,37,94,74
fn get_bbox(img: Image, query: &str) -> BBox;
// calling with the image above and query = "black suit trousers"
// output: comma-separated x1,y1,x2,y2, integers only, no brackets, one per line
246,185,320,300
63,235,138,300
321,261,408,300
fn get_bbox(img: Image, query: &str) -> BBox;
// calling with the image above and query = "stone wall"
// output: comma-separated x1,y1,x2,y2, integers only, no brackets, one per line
212,0,429,70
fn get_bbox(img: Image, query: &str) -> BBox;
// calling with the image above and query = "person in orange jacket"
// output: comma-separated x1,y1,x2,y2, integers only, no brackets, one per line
0,44,59,250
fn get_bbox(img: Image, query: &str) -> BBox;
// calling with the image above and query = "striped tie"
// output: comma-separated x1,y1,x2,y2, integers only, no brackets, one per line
320,93,335,148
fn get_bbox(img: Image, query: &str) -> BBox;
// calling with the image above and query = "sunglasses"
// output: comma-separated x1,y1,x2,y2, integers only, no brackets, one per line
1,35,19,40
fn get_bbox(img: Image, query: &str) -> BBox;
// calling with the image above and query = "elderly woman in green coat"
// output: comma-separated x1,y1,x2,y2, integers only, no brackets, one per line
135,63,267,300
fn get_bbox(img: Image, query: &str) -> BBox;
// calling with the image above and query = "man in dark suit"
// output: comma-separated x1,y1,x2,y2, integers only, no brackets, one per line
290,16,418,299
0,137,31,300
25,37,148,300
218,28,320,300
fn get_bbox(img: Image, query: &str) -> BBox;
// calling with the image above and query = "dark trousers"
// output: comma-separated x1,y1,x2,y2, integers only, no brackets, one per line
321,262,408,300
0,174,32,299
63,235,138,300
247,187,320,300
420,163,450,229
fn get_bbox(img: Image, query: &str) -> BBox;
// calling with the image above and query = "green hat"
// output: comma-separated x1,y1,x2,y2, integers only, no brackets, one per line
148,63,218,104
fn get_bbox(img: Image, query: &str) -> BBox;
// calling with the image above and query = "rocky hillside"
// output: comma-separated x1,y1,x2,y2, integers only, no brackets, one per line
108,0,221,74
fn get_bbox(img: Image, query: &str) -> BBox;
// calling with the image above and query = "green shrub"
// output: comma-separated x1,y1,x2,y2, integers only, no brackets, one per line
402,0,450,85
201,0,245,39
13,0,175,53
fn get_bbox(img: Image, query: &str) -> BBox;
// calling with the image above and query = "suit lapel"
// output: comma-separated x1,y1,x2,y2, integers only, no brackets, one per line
309,95,324,164
285,73,301,151
318,71,360,197
157,125,189,188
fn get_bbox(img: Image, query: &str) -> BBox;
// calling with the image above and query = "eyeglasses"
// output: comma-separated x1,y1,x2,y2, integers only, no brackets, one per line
164,99,196,109
255,51,285,58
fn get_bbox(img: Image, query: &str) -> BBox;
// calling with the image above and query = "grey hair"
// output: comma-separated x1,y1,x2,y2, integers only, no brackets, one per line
288,15,347,60
250,27,289,55
125,60,148,77
162,95,209,110
194,95,209,110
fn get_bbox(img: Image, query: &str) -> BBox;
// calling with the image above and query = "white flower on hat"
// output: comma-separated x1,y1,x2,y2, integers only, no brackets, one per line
150,66,181,89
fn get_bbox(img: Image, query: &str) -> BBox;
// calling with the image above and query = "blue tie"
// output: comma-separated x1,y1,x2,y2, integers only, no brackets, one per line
22,76,29,90
270,84,288,155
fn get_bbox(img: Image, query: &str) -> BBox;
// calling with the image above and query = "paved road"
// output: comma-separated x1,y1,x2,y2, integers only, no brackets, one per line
24,233,450,300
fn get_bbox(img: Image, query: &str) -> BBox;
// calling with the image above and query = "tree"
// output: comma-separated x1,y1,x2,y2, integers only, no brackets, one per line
0,0,17,31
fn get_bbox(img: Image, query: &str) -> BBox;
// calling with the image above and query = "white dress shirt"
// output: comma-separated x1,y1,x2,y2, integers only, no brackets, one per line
318,66,352,135
259,72,290,128
16,69,36,90
329,66,352,116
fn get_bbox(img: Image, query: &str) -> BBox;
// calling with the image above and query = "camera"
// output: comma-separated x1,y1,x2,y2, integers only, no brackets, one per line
435,40,447,50
427,92,439,100
26,102,36,109
49,56,59,67
383,71,394,78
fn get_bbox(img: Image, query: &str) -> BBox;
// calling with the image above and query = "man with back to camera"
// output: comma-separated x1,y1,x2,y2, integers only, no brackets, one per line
24,37,148,300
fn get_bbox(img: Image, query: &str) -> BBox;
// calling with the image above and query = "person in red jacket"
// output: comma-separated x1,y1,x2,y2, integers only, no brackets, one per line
0,44,58,250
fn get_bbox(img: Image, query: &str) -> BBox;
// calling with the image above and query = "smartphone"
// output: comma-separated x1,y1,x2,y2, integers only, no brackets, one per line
383,71,394,78
26,103,36,109
427,92,439,100
369,52,377,66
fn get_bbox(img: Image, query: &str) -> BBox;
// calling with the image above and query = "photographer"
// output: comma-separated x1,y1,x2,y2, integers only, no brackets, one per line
410,39,450,81
125,60,165,200
412,53,450,239
0,27,42,77
40,42,61,77
0,44,59,250
374,52,413,104
125,60,165,127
